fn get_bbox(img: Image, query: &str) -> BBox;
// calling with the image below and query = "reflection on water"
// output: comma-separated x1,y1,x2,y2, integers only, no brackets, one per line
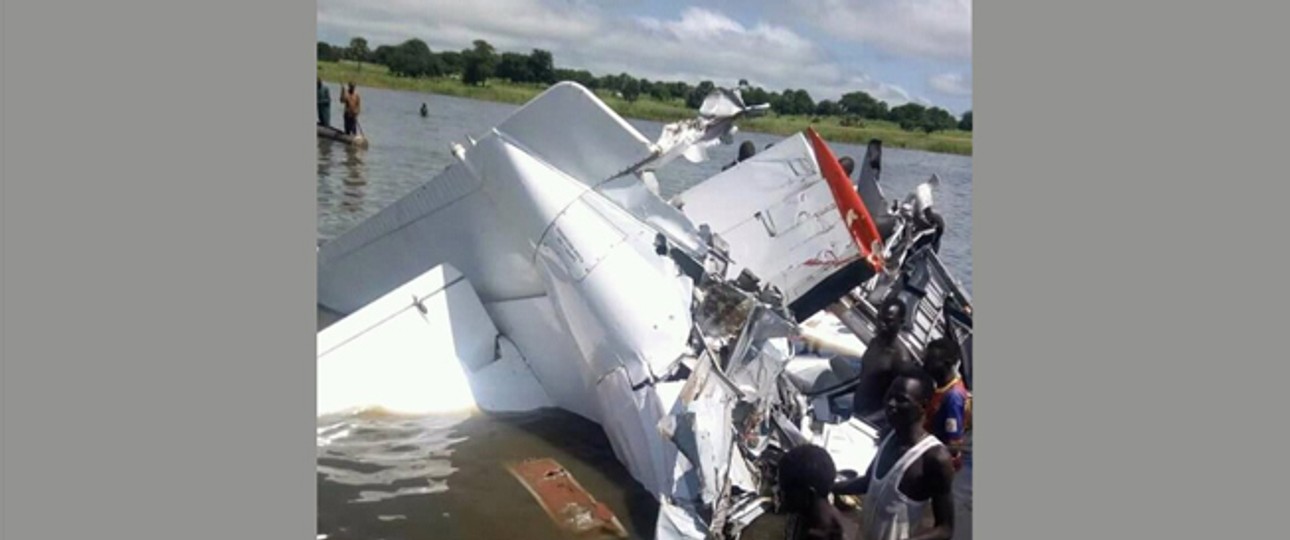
317,411,467,504
318,139,369,215
317,85,972,539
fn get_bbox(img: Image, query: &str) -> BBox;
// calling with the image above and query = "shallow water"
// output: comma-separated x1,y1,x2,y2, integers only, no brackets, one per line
316,84,971,539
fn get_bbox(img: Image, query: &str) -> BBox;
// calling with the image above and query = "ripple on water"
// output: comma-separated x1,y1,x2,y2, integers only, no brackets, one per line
316,411,470,504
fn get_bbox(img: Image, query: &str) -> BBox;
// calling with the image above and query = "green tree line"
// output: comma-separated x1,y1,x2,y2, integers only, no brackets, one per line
318,38,972,133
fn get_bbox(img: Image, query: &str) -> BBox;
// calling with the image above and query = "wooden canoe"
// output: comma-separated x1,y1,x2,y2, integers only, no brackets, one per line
317,124,369,148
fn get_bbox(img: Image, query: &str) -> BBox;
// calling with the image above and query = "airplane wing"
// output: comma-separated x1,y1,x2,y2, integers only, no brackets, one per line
317,82,709,315
672,133,876,321
317,263,553,417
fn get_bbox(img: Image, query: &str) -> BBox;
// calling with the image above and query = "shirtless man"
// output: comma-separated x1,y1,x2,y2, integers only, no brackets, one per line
833,374,956,540
851,298,917,427
777,444,859,540
341,82,361,136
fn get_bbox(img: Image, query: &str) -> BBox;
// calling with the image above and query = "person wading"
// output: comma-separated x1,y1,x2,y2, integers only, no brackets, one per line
833,374,956,540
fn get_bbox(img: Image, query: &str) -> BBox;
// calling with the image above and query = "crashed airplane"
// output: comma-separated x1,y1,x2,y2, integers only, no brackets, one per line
316,82,973,539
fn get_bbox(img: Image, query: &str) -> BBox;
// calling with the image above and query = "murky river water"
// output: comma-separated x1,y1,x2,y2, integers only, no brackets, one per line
317,85,971,540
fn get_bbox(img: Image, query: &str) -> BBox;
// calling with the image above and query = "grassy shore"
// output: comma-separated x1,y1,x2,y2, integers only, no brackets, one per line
319,61,972,156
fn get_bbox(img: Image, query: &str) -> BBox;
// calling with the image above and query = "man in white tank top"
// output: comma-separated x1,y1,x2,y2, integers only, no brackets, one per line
831,374,956,540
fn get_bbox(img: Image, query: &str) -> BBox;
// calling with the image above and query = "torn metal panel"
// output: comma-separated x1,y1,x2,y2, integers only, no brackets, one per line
506,458,629,538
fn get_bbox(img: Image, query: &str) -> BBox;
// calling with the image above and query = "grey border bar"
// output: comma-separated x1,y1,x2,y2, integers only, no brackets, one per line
979,1,1286,538
3,1,315,538
5,1,1288,539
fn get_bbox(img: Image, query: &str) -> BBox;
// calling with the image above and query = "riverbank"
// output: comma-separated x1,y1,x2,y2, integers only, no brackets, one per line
319,61,972,156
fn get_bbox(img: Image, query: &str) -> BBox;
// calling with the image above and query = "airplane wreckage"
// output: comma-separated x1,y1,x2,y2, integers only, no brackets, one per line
316,82,973,539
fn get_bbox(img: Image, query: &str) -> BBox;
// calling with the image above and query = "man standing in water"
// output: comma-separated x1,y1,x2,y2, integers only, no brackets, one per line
317,78,331,127
341,82,361,136
777,444,859,540
922,338,972,540
833,374,956,540
851,298,917,427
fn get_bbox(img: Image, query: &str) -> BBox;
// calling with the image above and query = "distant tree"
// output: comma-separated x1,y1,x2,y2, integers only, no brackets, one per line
386,39,440,78
669,81,690,101
496,52,533,82
792,89,815,115
461,40,498,86
438,51,464,75
596,73,621,92
650,80,672,101
472,40,496,59
839,91,889,120
772,89,814,115
815,99,842,116
741,86,770,106
958,110,973,131
873,101,890,120
555,68,596,87
889,103,929,131
637,78,654,99
621,78,642,101
738,78,750,88
923,107,958,133
687,80,716,109
528,49,555,84
348,37,371,67
318,42,341,62
771,89,794,115
767,91,783,113
371,45,395,66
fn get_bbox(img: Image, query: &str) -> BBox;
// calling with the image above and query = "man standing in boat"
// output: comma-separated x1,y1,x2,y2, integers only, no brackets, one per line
317,78,331,127
341,82,361,136
832,374,956,540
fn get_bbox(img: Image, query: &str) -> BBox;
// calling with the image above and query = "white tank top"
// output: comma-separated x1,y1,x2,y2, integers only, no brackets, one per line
863,433,944,540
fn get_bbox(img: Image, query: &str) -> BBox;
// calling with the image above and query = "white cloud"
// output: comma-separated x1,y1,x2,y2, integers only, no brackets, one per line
790,0,972,61
929,72,972,96
317,0,927,105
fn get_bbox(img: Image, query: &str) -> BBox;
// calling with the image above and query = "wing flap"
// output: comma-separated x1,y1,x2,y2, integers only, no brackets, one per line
317,264,553,417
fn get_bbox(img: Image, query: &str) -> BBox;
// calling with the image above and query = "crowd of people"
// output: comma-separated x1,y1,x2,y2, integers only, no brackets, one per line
763,138,969,540
780,326,973,540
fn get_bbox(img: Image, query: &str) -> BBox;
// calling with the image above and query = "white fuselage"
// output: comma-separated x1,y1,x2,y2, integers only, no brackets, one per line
463,129,695,495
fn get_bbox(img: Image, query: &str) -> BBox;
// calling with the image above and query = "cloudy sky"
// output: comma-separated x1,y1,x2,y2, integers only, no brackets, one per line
318,0,972,114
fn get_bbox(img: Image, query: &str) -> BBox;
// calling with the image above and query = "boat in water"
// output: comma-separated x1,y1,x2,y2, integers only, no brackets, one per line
315,82,972,539
317,123,369,148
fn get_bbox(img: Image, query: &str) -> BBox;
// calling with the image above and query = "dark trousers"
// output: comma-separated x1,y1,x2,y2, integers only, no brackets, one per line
344,114,357,136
